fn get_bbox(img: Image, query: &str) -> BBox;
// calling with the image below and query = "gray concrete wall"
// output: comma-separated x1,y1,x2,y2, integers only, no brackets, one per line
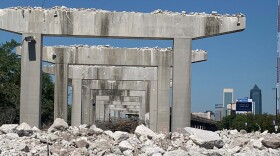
0,8,245,39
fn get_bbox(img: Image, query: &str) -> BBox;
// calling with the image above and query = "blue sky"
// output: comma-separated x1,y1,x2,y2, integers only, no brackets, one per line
0,0,277,114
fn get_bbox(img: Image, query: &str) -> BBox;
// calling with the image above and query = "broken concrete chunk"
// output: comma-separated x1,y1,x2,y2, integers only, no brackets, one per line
135,124,156,139
183,127,224,149
48,118,68,133
0,124,18,134
261,137,280,149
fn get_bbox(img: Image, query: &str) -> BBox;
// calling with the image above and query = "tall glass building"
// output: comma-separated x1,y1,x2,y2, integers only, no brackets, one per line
215,104,223,121
223,88,234,117
250,84,262,114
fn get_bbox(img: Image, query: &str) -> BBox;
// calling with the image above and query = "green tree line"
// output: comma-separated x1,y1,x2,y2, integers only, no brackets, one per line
217,113,279,133
0,40,54,127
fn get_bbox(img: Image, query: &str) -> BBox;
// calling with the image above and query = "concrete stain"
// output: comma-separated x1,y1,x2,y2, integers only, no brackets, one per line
205,17,220,36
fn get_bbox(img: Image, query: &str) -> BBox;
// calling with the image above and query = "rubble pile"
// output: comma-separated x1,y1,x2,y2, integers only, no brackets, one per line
0,118,280,156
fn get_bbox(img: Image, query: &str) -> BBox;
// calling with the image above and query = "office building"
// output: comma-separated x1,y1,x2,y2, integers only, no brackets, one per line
223,88,234,117
215,104,223,121
250,84,262,114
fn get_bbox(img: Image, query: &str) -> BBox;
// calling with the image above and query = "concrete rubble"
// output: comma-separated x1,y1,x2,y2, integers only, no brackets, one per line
0,118,279,156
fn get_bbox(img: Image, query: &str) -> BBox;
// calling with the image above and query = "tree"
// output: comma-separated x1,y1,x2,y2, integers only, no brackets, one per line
217,113,277,133
0,40,54,127
0,40,21,124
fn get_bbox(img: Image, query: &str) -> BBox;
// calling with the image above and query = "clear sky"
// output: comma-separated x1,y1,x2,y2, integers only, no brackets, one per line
0,0,277,114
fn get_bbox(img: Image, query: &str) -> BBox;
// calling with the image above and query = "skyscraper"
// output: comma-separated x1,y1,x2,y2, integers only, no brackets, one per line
223,88,234,117
250,84,262,114
215,104,223,121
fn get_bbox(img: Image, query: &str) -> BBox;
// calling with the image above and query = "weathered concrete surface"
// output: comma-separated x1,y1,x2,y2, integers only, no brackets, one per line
68,65,157,80
67,66,158,129
0,7,245,39
16,46,208,65
9,6,244,132
172,38,192,132
89,81,148,124
20,34,42,128
17,46,205,130
71,78,82,126
96,98,141,120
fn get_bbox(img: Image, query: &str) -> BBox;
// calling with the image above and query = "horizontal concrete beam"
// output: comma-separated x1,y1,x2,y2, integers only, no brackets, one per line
16,46,207,64
87,80,149,91
68,65,157,80
96,95,142,102
0,8,245,39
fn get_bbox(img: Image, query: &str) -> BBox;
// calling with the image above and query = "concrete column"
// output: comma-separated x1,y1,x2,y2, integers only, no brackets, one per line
71,79,82,126
157,54,171,132
115,110,120,118
171,38,192,132
54,63,68,121
96,100,105,120
20,33,42,128
148,81,158,132
82,82,91,125
105,106,109,121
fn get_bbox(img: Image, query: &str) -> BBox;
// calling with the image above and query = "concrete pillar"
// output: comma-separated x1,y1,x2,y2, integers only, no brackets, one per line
71,79,82,126
157,54,171,133
148,81,158,132
96,101,105,120
20,33,42,128
82,82,91,125
105,106,110,121
115,110,120,118
171,38,192,132
54,63,68,121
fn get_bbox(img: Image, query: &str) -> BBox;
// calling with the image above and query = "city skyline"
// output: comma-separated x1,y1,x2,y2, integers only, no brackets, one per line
0,0,277,114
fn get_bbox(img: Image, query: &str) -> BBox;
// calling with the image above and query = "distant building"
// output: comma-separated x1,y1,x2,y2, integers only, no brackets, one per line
192,111,214,120
223,88,234,117
250,84,262,114
215,104,223,121
227,103,236,116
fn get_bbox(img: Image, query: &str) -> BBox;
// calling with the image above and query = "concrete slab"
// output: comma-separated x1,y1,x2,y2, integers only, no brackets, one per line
0,8,245,39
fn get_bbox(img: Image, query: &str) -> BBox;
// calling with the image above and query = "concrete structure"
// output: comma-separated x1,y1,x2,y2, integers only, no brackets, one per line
223,88,234,117
192,112,214,120
17,46,207,132
85,80,149,124
3,7,245,130
67,65,158,129
95,95,141,120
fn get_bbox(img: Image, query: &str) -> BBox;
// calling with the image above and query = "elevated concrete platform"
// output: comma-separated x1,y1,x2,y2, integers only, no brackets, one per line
0,7,245,39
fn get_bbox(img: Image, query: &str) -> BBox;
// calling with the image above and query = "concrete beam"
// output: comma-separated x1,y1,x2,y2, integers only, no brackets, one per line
16,46,208,64
96,95,142,102
0,8,245,39
68,65,157,80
